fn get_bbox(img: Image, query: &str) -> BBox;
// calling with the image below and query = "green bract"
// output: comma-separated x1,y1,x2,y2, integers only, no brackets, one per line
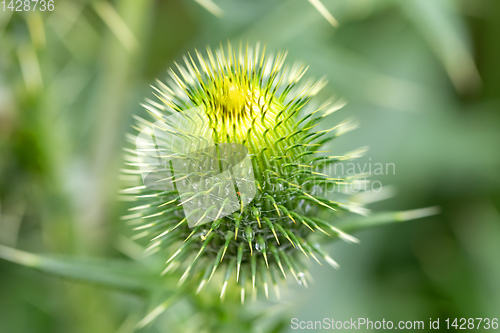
123,42,364,303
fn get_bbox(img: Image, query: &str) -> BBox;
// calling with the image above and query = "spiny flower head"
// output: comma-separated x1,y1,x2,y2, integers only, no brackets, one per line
122,42,365,303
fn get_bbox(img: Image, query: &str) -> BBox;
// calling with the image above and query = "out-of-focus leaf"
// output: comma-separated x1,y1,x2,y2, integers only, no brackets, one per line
93,1,139,52
195,0,224,17
136,291,183,329
307,0,338,27
452,202,500,316
337,206,440,233
0,245,162,292
396,0,480,92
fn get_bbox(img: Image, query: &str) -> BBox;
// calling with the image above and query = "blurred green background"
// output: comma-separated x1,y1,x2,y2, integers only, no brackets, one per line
1,0,499,332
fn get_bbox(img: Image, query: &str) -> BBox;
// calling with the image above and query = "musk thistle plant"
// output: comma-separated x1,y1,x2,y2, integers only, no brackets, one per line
123,42,365,303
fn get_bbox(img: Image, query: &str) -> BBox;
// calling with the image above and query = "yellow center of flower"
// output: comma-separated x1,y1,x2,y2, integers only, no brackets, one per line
222,78,247,114
206,76,285,150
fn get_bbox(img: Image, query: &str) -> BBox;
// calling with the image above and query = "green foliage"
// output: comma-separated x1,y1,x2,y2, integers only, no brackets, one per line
0,0,499,332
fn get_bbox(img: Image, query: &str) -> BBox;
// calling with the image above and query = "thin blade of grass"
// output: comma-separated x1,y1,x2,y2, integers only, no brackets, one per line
336,206,440,234
195,0,224,17
307,0,338,27
0,245,161,292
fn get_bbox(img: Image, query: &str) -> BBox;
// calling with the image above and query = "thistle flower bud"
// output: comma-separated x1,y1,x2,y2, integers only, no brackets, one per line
123,42,363,302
